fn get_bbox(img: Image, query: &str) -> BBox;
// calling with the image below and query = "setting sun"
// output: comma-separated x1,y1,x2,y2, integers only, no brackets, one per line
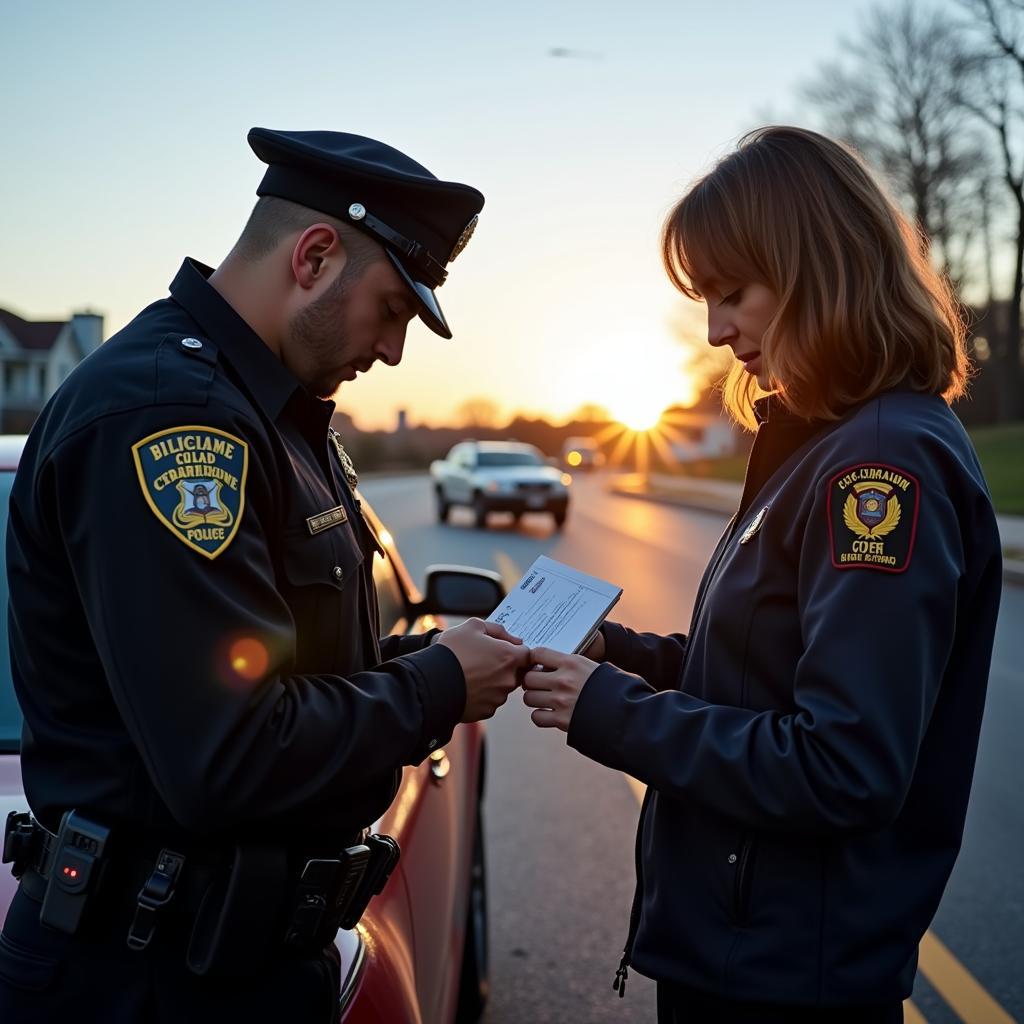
610,398,664,433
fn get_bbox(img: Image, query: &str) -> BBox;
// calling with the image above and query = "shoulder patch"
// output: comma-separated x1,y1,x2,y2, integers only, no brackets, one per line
131,425,249,560
826,463,919,573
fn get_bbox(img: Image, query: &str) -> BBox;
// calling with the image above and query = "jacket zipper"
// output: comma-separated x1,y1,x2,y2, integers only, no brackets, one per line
613,429,777,996
611,504,742,997
733,836,754,924
613,787,651,998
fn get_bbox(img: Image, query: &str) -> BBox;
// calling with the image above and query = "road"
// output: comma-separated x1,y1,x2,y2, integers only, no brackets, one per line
360,472,1023,1024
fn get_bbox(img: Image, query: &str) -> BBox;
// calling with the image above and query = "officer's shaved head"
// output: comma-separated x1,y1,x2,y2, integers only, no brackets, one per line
234,196,382,277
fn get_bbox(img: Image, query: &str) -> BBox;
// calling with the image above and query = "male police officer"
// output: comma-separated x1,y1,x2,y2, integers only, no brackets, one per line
0,129,528,1022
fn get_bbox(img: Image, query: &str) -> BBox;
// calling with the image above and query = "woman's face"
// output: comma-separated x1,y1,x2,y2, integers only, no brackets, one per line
696,275,779,391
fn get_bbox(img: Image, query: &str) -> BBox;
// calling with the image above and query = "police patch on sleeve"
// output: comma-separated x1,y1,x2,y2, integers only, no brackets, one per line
827,463,919,573
131,426,249,560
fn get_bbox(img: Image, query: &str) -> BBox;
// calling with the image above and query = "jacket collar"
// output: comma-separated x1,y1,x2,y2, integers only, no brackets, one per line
169,257,334,428
752,393,805,426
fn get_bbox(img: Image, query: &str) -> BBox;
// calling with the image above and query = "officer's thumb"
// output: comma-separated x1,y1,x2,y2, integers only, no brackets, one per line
480,621,524,645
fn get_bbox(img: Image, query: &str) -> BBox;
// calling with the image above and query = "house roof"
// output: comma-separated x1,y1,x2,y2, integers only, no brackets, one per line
0,308,65,351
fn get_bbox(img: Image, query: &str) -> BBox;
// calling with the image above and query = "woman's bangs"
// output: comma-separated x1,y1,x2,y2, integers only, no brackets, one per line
665,181,755,301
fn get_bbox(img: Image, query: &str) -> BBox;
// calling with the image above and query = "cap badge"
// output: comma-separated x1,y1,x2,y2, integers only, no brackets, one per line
348,203,367,221
449,214,479,262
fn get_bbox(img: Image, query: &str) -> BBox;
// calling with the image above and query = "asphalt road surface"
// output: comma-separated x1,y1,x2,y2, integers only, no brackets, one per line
360,472,1023,1024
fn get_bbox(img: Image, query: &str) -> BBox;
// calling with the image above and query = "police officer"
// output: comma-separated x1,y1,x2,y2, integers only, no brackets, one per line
522,127,1003,1022
0,128,529,1022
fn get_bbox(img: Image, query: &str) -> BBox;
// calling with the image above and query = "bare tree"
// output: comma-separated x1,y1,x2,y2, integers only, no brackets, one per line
570,403,612,423
958,0,1024,419
803,2,987,288
455,397,501,429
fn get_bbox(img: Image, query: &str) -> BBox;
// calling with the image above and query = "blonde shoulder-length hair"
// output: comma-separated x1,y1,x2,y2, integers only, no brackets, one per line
662,126,970,428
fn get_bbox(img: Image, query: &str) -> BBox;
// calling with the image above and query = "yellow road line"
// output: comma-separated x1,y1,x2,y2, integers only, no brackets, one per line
619,775,1015,1024
918,931,1017,1024
493,551,522,594
903,999,928,1023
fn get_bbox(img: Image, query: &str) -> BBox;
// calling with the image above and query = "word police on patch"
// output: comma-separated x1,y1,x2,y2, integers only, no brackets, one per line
132,426,249,560
827,463,920,573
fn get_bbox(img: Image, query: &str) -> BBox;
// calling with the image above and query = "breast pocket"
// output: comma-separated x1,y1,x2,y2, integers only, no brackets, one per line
281,521,365,671
283,521,364,591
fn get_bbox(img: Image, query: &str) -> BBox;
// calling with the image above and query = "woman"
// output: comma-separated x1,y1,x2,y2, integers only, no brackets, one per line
522,126,1002,1023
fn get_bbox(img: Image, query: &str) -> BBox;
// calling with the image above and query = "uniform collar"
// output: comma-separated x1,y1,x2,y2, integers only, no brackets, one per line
752,393,804,425
168,258,334,427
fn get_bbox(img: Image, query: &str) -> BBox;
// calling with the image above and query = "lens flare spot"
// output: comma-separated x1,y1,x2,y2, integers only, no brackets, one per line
228,637,269,682
566,450,582,467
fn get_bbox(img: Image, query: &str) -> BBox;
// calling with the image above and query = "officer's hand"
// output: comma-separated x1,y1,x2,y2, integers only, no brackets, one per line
437,619,531,722
521,648,600,732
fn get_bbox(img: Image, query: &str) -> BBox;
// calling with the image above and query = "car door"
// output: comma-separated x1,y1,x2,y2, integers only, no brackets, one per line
367,515,473,1023
447,446,471,504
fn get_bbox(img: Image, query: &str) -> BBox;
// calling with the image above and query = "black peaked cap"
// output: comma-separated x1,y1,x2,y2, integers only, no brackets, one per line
248,127,485,339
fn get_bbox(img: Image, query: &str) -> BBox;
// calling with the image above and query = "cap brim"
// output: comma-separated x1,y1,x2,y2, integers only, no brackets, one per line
384,250,452,339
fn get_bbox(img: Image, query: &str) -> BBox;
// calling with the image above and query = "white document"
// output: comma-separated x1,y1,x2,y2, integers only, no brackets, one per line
487,555,622,654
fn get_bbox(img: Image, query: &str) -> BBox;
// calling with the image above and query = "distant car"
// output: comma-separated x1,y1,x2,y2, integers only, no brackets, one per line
0,434,503,1024
561,437,604,472
430,440,571,529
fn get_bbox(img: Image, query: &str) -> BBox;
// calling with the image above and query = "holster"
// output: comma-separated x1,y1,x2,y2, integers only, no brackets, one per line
284,834,401,953
184,834,399,976
186,844,290,977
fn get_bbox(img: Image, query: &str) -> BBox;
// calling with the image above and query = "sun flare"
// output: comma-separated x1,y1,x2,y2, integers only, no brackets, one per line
609,397,663,433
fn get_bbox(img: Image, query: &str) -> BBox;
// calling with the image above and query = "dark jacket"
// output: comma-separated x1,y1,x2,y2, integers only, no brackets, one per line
568,390,1002,1005
8,258,465,845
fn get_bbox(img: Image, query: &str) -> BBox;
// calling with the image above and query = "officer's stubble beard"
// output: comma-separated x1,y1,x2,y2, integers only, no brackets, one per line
286,258,371,400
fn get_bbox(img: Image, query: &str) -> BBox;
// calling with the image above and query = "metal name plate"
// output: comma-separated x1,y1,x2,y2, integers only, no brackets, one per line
307,505,348,535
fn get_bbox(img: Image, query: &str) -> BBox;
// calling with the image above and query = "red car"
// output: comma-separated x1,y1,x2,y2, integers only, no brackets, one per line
0,434,500,1024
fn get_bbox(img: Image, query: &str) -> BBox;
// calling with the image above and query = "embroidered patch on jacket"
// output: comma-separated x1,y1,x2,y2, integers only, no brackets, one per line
827,463,919,573
131,426,249,560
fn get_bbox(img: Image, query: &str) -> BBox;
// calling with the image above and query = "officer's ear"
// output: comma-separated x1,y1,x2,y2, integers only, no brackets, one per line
290,224,348,290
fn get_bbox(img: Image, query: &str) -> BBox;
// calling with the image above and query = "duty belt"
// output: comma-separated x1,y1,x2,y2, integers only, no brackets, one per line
3,810,400,974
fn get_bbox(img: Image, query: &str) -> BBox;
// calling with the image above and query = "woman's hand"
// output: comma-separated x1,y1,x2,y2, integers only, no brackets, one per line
522,647,600,731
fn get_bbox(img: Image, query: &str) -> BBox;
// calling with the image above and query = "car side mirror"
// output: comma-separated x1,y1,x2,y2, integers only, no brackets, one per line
418,565,505,617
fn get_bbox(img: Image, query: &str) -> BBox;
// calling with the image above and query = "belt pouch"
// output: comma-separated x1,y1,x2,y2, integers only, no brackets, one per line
185,844,288,977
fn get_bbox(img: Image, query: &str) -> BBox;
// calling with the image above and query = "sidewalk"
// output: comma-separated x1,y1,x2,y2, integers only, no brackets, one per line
609,472,1024,585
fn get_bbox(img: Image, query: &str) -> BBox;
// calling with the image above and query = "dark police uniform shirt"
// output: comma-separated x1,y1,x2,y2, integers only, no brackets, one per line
7,258,466,844
569,391,1002,1005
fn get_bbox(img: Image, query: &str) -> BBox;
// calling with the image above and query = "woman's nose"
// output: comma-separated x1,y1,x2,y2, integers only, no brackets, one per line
706,310,736,348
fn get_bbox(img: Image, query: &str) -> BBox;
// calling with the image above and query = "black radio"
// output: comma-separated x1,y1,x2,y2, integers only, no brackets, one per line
39,810,111,934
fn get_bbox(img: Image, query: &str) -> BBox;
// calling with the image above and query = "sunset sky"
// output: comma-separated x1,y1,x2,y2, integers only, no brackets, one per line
4,1,904,430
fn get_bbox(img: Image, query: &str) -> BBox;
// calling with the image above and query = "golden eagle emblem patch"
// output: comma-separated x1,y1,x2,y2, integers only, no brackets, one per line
828,463,918,572
132,425,249,560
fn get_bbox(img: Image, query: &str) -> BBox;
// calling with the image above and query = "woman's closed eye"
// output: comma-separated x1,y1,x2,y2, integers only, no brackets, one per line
719,288,744,306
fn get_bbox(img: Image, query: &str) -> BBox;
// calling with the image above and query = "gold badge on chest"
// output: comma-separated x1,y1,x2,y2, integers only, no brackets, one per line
329,428,359,491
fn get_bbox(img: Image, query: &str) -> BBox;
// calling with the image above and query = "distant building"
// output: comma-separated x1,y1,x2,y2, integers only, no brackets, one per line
0,308,103,432
665,409,738,462
396,408,407,432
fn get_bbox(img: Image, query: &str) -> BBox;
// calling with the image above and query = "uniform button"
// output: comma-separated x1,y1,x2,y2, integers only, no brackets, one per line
181,337,203,350
727,853,738,864
332,566,344,581
427,739,438,750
